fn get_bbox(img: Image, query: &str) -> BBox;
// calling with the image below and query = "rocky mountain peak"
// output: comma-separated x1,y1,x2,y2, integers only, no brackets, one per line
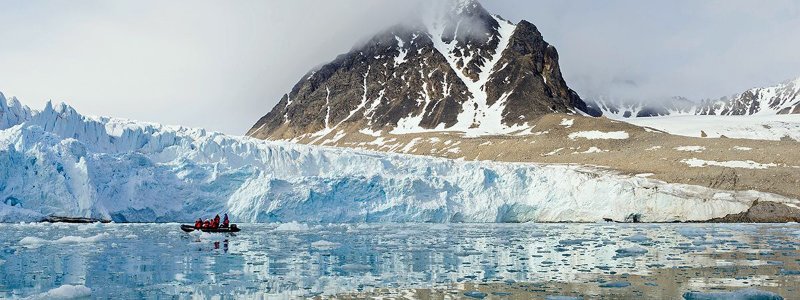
247,1,599,142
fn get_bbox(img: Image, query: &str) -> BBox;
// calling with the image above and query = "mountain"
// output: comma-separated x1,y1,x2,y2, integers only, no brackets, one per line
4,93,795,223
590,76,800,119
247,0,598,141
590,96,697,119
697,76,800,116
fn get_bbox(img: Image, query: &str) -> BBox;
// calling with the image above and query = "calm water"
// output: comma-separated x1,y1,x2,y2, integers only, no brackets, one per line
1,223,798,299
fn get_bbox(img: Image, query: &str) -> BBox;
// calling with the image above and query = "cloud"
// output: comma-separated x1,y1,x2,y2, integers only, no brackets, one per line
0,0,798,134
0,0,428,134
482,0,800,101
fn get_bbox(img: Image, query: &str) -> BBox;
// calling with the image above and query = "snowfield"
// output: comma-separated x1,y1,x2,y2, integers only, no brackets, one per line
1,93,798,223
620,114,800,141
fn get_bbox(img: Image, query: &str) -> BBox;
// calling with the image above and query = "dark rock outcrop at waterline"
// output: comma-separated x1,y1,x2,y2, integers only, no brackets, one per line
706,201,800,223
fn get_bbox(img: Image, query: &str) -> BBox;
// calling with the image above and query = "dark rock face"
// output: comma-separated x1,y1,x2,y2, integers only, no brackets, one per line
485,21,599,125
247,0,597,140
707,200,800,223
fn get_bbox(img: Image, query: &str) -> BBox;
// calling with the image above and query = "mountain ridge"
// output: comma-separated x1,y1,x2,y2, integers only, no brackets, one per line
247,0,599,141
591,76,800,119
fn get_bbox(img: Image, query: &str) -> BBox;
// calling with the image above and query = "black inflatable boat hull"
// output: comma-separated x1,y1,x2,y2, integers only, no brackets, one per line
181,224,240,233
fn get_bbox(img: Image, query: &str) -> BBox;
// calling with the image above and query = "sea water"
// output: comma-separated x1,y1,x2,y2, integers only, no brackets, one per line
0,223,798,299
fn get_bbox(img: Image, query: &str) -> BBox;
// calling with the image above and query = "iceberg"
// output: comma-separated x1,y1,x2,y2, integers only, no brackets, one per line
0,93,797,223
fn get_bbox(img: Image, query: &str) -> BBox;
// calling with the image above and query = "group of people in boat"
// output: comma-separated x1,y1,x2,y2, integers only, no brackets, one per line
195,213,230,229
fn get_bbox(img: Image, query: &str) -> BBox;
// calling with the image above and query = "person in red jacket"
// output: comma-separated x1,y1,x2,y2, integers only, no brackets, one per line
213,214,221,228
203,219,211,228
194,218,202,229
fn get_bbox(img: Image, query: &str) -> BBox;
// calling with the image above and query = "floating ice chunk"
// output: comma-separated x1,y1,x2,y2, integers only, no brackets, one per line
560,118,574,128
682,288,783,300
25,284,92,300
780,269,800,275
311,240,340,249
677,227,708,238
599,281,631,288
198,232,227,241
463,291,488,299
624,234,652,244
614,247,648,258
274,221,309,231
733,146,752,151
546,296,584,300
339,263,372,271
559,239,591,246
20,233,108,247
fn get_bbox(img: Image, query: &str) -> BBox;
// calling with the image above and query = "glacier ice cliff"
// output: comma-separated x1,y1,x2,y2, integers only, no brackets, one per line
0,92,796,223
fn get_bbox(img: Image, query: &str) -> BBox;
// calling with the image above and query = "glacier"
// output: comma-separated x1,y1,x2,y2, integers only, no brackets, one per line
1,92,797,223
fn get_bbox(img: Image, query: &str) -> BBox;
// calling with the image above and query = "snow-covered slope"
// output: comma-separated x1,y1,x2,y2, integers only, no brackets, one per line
1,94,796,223
589,77,800,141
623,114,800,141
698,76,800,116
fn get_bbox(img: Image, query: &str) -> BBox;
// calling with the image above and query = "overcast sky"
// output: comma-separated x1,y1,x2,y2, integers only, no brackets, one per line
1,0,799,135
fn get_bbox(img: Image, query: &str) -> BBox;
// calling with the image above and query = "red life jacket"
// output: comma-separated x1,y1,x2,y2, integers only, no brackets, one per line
203,220,211,228
194,220,201,228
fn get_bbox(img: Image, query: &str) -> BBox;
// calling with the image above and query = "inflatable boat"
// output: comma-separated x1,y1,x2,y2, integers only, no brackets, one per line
180,224,240,233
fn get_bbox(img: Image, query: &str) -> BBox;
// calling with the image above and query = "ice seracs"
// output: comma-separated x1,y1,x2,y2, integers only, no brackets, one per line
1,96,798,223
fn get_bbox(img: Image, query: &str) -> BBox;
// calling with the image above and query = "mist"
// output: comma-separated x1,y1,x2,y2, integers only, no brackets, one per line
1,0,799,135
483,0,800,102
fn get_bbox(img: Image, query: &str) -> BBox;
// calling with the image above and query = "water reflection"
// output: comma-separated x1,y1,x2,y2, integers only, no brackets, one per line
0,223,798,298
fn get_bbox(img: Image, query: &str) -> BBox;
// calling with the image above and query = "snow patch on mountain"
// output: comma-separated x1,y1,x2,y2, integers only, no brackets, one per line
393,15,528,136
674,146,706,153
568,131,629,140
682,158,777,170
1,95,797,223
